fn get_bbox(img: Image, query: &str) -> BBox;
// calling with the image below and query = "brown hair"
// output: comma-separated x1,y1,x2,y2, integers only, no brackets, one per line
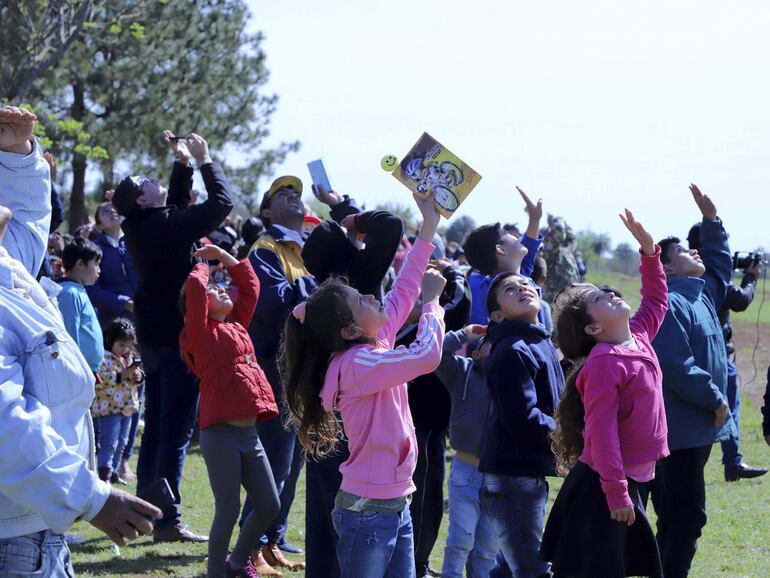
551,284,597,474
280,278,372,459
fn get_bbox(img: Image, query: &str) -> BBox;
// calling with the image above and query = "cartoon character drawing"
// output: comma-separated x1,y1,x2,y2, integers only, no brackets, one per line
401,153,464,214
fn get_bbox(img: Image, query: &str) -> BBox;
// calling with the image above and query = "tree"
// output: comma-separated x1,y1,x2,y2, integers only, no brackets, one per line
29,0,299,229
576,229,612,270
444,214,476,244
609,242,639,276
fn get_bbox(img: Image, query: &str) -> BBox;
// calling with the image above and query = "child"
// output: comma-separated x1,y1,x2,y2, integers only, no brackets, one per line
92,318,143,484
480,268,565,578
180,244,280,578
58,237,104,372
541,210,669,578
463,187,544,325
282,193,445,578
434,324,498,578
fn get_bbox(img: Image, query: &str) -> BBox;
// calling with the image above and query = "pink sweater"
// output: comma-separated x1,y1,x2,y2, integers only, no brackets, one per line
578,247,670,510
320,239,445,499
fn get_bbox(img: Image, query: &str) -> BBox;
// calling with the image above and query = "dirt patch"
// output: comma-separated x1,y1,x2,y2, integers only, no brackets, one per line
733,321,770,407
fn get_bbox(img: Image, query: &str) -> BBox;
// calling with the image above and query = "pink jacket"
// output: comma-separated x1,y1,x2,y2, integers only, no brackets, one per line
320,239,445,499
578,247,670,510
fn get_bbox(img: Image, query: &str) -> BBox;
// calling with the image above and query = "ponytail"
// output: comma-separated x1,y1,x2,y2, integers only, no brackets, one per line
280,277,369,460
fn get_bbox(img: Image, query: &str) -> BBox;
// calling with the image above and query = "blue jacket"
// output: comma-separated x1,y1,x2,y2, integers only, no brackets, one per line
468,234,544,325
58,280,105,372
87,233,138,326
480,320,565,477
248,225,317,362
652,218,737,451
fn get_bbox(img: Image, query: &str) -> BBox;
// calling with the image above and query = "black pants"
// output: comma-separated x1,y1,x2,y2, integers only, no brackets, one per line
411,429,446,572
649,445,712,578
305,439,349,578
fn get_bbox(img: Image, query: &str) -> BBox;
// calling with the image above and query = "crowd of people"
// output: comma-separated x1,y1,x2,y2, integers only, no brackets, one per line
0,103,768,578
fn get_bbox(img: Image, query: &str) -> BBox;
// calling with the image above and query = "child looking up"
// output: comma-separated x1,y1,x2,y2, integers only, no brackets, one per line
542,210,669,578
92,318,143,485
180,244,280,578
283,194,445,578
481,269,565,578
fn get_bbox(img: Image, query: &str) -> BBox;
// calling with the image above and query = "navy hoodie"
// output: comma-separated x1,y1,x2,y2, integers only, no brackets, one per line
480,319,564,477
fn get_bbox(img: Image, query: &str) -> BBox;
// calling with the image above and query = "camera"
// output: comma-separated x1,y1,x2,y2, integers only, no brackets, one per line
732,251,764,271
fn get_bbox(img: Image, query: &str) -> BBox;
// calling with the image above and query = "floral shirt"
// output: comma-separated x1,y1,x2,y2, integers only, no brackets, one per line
91,352,141,417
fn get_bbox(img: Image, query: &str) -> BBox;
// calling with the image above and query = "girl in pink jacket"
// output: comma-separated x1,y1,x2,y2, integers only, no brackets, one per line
541,210,669,578
283,194,445,578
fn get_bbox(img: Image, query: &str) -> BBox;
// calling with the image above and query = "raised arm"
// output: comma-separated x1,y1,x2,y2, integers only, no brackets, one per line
517,187,544,277
184,263,211,342
227,259,260,328
347,210,404,296
689,185,731,308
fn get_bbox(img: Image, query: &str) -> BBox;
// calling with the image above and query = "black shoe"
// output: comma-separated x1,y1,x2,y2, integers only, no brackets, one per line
153,523,209,543
416,566,441,578
725,463,769,482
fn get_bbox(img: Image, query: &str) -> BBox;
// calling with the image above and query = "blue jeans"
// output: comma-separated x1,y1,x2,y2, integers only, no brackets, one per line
95,413,132,471
0,531,74,577
442,457,498,578
332,505,416,578
481,473,550,578
721,359,743,470
136,344,199,529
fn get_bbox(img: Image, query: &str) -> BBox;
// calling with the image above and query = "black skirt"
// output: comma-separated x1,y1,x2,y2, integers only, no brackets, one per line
540,461,662,578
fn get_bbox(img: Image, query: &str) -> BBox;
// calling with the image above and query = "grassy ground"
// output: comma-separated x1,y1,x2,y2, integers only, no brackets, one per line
69,271,770,577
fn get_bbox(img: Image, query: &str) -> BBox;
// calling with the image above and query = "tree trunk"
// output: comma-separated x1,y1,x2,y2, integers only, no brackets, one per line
68,83,88,231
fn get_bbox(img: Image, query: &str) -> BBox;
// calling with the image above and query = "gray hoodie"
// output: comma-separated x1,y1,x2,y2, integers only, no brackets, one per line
434,329,491,458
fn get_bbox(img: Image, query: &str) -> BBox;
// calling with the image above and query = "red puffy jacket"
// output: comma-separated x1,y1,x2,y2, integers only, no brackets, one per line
180,261,278,430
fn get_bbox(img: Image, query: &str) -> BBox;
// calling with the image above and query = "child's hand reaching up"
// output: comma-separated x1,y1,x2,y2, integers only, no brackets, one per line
415,192,441,243
610,506,636,526
690,183,717,222
619,209,655,256
463,324,487,341
421,268,447,305
194,245,238,267
517,187,543,239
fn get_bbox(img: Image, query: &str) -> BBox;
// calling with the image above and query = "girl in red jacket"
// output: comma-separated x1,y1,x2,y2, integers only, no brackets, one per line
180,244,279,578
541,210,669,578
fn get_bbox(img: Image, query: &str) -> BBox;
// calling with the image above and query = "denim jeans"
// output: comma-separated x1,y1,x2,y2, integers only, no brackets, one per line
95,413,132,471
0,531,74,577
481,473,550,578
721,359,743,470
442,457,498,578
136,344,199,528
332,505,416,578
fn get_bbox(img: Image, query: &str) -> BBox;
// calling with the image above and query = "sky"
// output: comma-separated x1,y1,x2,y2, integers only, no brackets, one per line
244,0,770,254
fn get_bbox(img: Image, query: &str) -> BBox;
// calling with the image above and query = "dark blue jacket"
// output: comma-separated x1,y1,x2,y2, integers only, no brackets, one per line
652,217,737,451
480,320,564,477
87,233,138,326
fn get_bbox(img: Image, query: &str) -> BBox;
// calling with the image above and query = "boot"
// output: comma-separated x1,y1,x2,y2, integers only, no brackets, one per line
97,467,111,482
262,543,305,570
250,548,283,577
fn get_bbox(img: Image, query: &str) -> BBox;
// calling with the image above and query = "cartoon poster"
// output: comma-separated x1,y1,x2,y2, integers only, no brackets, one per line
391,132,482,219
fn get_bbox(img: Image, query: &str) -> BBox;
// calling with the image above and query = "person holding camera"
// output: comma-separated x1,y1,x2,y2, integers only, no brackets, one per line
688,223,767,482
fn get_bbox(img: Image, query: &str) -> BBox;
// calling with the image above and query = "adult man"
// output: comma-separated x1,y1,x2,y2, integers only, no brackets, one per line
687,223,767,482
247,176,316,575
651,184,737,578
0,106,161,577
112,131,233,542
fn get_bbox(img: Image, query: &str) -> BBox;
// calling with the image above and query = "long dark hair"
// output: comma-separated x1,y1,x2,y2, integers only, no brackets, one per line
280,277,371,460
551,284,597,474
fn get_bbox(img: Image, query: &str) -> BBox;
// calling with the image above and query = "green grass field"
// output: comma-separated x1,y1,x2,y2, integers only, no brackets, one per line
69,270,770,577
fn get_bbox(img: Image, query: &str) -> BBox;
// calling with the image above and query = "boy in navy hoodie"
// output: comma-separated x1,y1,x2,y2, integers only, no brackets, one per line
481,272,565,578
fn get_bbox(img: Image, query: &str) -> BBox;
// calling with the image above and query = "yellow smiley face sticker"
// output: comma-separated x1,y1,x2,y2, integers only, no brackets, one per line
380,155,398,172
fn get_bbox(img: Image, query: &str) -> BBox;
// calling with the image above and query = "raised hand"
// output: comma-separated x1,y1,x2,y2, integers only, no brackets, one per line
312,183,342,207
185,133,211,166
414,191,441,243
690,183,717,222
421,267,447,304
194,245,237,267
162,130,191,165
517,186,543,224
0,106,36,154
619,209,655,256
44,151,57,182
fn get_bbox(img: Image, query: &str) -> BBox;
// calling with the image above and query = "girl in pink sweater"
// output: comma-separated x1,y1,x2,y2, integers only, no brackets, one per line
541,210,669,578
282,194,445,578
